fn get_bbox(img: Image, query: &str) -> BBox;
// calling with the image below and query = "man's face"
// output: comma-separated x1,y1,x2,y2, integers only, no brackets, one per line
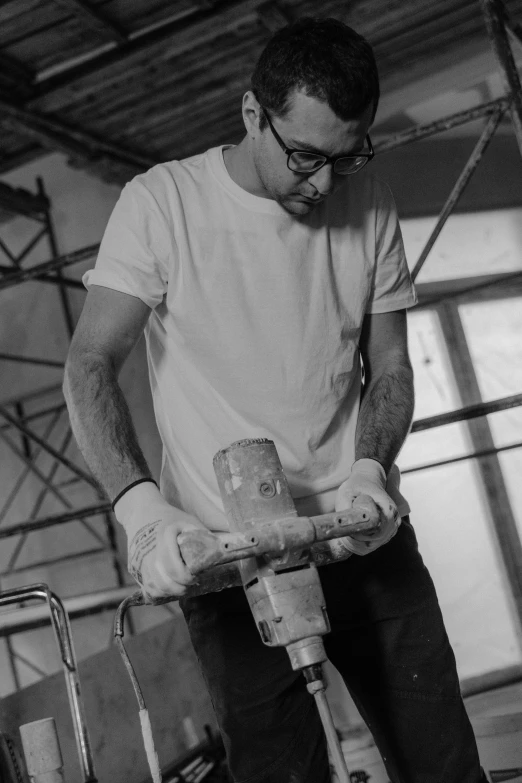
250,89,374,216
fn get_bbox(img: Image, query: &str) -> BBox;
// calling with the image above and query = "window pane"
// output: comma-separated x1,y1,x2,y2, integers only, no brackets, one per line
398,309,522,678
401,208,522,281
460,298,522,543
401,309,469,467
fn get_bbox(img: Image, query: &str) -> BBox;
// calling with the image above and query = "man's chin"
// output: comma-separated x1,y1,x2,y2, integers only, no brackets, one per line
278,196,316,215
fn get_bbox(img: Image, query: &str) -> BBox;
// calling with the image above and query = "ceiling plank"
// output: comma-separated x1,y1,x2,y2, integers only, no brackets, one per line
0,95,157,175
31,27,260,117
0,51,34,87
33,0,272,98
49,0,128,43
257,1,293,33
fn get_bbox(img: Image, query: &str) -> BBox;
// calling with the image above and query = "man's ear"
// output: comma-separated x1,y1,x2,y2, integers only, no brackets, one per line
242,91,262,138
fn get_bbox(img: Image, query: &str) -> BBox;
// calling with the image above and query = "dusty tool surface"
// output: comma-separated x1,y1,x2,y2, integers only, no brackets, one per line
116,438,381,783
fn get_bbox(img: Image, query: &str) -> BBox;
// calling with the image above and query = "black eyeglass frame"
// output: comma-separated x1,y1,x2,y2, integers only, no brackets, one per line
261,107,374,176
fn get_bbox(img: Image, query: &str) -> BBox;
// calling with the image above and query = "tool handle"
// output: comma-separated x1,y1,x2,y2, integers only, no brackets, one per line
178,497,379,574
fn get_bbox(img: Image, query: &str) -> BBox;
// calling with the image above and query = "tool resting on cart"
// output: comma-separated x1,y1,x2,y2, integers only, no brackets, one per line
142,437,380,783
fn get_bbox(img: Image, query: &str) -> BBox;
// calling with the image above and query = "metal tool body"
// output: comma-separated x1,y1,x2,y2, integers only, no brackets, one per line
177,504,377,573
212,438,356,782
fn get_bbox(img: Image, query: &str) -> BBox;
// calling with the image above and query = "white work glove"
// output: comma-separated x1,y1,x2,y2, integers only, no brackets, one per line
334,459,401,556
113,481,207,599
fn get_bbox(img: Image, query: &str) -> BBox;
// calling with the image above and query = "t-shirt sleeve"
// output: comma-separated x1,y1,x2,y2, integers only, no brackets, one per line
83,177,172,309
366,180,417,314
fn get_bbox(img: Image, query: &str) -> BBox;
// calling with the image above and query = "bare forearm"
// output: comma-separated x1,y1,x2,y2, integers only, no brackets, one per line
355,362,414,474
63,355,152,501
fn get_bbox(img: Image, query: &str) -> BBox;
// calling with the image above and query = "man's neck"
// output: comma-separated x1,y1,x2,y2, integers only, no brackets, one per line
223,139,269,199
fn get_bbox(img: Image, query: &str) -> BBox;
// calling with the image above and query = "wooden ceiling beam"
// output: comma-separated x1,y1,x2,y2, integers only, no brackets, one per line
364,0,478,45
109,73,249,145
32,29,260,118
36,28,258,119
0,51,34,89
49,0,128,44
0,96,157,177
257,1,293,33
33,0,276,98
85,47,256,136
373,5,484,56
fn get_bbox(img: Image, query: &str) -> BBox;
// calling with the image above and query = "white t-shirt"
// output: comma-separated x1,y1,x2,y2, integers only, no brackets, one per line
84,145,417,530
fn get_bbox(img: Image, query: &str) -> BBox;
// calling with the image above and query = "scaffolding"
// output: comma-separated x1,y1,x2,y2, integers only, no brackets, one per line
0,0,521,695
0,180,130,691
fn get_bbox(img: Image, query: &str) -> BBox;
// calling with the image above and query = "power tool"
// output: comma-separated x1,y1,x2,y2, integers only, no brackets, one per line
116,437,380,783
211,437,373,782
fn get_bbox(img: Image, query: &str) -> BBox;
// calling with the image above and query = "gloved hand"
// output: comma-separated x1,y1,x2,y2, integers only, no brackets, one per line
113,481,207,599
334,458,401,555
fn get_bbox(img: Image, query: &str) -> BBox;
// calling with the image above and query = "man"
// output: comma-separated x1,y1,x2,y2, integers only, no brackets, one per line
64,17,486,783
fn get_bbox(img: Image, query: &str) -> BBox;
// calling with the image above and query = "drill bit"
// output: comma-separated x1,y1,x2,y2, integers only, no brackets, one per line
304,668,350,783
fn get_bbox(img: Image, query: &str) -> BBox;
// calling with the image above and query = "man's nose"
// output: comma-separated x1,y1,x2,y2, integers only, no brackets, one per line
308,162,335,195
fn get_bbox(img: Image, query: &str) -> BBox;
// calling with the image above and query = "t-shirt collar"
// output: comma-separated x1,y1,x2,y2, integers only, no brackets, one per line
207,145,289,216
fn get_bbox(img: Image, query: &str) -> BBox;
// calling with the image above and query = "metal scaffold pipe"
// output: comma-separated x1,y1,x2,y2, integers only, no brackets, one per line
481,0,522,155
0,584,97,782
0,243,99,290
411,106,505,281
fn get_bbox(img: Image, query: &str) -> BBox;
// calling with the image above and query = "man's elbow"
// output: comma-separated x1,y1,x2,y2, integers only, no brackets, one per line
63,347,83,406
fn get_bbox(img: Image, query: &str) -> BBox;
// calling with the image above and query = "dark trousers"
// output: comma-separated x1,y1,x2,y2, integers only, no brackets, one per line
180,518,485,783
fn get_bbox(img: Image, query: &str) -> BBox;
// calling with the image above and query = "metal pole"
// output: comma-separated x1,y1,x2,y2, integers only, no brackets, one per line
0,244,99,290
0,547,106,577
411,107,504,280
0,584,97,782
0,394,519,537
438,300,522,635
0,404,100,489
0,402,68,431
38,178,76,338
6,427,74,572
0,383,63,408
15,401,32,460
411,392,522,431
0,503,112,539
402,439,522,474
0,428,73,507
375,96,509,153
5,636,21,691
10,227,49,266
481,0,522,155
0,406,64,525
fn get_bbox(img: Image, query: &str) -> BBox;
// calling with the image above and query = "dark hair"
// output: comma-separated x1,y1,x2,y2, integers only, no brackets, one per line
251,17,379,130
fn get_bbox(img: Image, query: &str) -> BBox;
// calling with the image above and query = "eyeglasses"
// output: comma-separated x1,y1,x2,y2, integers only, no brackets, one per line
262,107,374,176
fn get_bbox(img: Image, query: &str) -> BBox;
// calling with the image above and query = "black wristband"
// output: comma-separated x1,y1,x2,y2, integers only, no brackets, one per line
111,478,158,511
